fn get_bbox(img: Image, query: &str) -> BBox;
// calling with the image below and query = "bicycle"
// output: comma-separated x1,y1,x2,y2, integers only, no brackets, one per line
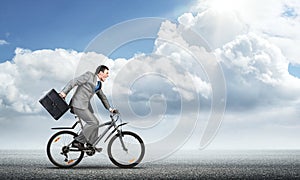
46,112,145,168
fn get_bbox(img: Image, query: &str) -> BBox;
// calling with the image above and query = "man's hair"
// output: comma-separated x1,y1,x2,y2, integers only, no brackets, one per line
95,65,109,74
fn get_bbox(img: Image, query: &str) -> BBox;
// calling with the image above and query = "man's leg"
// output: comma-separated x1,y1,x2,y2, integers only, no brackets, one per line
73,108,99,145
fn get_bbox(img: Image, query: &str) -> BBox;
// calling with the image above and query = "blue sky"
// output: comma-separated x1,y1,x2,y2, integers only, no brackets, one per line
0,0,192,62
289,63,300,78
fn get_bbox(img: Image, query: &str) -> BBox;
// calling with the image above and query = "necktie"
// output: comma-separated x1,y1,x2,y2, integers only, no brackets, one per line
95,81,101,92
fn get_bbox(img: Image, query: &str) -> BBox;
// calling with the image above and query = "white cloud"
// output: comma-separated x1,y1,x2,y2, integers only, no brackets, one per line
0,44,209,120
214,33,300,111
173,0,300,108
154,17,298,111
178,8,248,49
187,0,300,63
183,0,300,150
0,48,83,113
218,33,289,84
0,40,8,45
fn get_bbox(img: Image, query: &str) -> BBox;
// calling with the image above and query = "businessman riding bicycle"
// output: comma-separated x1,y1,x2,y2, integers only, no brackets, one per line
59,65,117,151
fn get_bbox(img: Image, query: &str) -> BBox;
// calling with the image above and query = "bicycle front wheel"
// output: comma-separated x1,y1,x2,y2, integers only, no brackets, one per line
107,131,145,168
46,131,84,168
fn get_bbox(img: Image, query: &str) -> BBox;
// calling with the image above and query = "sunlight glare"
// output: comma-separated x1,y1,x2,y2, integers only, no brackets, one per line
208,0,243,13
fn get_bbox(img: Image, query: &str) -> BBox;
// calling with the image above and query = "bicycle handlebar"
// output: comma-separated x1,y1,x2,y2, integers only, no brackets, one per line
110,111,120,118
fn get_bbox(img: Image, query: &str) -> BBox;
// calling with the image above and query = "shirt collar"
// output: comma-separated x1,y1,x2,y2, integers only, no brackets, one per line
96,75,100,82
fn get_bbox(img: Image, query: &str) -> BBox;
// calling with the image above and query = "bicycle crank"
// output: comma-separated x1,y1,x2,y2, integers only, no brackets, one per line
85,146,96,156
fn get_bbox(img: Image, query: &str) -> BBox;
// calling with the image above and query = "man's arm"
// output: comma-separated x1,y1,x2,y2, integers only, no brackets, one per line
96,89,112,111
61,71,91,96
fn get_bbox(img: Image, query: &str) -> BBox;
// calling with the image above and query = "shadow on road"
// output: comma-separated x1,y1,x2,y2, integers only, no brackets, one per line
46,166,145,170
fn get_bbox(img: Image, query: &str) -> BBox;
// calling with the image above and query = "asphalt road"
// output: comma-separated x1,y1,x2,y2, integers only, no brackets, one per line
0,150,299,179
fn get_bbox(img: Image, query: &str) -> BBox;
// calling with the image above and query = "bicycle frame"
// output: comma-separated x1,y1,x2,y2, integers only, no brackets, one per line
51,113,128,149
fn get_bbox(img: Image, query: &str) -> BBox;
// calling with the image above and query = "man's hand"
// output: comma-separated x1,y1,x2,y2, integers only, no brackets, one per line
59,92,66,99
109,108,119,114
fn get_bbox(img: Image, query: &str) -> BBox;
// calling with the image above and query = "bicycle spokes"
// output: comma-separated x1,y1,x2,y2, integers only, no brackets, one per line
47,131,84,168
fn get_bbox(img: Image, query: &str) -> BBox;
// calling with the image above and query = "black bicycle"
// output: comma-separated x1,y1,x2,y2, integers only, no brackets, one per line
46,112,145,168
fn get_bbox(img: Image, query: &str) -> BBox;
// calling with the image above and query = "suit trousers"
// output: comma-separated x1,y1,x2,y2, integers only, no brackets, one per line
73,107,99,144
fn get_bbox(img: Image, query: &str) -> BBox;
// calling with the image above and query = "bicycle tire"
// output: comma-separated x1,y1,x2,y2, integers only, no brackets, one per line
107,131,145,168
46,131,84,168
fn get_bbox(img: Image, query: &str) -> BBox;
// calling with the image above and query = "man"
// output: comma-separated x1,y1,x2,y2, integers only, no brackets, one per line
59,65,116,150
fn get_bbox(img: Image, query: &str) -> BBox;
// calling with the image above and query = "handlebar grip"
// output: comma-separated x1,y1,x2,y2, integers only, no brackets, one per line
112,109,119,114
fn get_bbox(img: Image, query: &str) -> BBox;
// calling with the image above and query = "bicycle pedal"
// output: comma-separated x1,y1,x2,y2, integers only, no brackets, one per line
85,145,102,152
95,147,102,152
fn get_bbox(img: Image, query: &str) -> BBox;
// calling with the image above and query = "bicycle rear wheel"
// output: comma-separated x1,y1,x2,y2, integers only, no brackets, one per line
107,131,145,168
46,131,84,168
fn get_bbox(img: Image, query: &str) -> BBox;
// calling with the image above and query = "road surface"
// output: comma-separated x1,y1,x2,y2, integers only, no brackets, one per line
0,150,299,179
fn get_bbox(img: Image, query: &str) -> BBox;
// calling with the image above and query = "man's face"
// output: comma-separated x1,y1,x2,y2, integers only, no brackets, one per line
98,69,109,82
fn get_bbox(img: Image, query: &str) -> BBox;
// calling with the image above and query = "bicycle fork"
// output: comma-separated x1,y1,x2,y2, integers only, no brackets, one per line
118,131,128,152
103,122,129,152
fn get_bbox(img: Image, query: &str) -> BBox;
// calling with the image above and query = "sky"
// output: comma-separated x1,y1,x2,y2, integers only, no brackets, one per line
1,0,300,158
0,0,191,61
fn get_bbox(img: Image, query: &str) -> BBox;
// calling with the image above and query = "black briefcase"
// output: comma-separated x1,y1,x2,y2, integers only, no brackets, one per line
39,89,69,120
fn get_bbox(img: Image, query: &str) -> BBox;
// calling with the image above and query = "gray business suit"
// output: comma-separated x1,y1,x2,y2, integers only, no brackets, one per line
62,71,111,144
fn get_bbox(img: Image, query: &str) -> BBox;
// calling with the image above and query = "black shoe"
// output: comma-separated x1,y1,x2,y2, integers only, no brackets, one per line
86,143,93,148
72,140,84,150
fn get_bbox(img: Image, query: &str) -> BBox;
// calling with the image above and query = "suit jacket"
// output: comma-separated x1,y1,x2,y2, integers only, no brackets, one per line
62,71,111,112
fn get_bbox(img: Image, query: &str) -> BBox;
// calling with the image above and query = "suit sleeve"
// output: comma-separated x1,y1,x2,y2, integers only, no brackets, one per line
96,89,111,110
61,71,91,95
